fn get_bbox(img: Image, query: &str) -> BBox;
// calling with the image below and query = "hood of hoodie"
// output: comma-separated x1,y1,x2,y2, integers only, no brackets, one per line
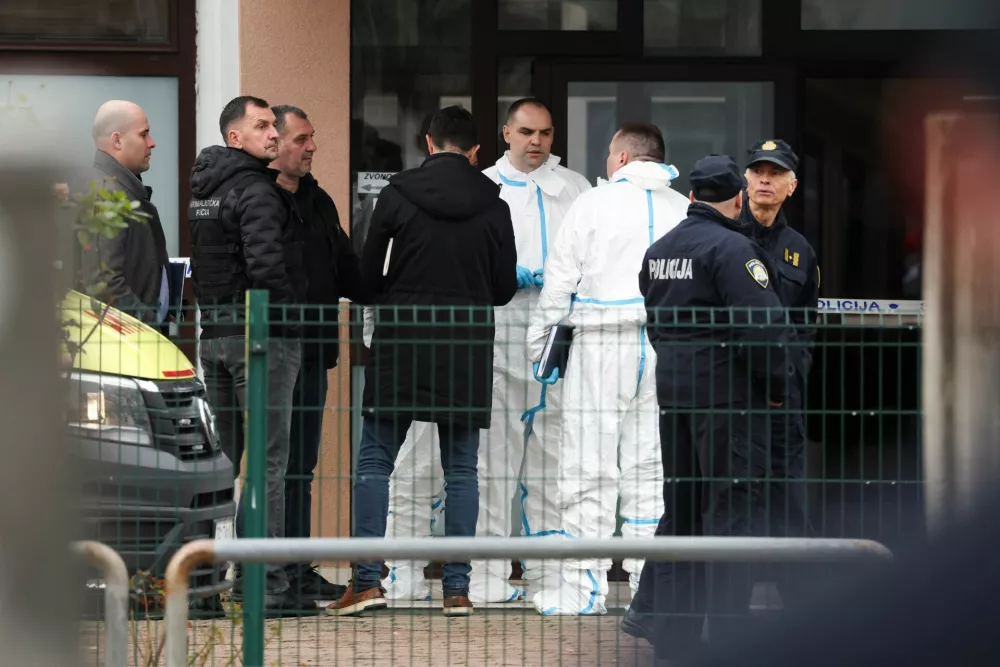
390,152,501,220
607,160,680,191
189,145,277,198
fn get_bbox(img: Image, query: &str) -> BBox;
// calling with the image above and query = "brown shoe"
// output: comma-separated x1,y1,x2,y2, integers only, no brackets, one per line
326,585,387,616
443,595,473,617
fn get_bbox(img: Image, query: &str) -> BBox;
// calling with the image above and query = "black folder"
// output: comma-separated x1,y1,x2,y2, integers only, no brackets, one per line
537,324,575,381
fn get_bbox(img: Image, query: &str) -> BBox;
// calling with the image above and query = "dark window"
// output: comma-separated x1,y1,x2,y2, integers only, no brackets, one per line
801,0,998,31
350,0,472,246
0,0,171,45
499,0,616,31
644,0,761,55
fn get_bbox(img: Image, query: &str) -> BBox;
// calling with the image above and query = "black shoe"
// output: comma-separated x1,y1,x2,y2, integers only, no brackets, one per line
290,566,347,602
621,606,655,643
262,587,321,618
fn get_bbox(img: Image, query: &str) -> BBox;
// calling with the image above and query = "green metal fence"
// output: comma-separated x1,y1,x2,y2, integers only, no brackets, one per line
69,290,921,666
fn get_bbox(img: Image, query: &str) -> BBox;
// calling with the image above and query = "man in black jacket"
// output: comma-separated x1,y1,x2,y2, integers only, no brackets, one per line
79,100,171,326
740,139,819,539
189,95,311,615
328,106,518,618
638,154,795,665
270,104,371,602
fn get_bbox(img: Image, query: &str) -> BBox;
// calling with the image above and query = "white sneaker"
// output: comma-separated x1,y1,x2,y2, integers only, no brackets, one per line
531,570,608,616
381,568,431,601
468,575,524,604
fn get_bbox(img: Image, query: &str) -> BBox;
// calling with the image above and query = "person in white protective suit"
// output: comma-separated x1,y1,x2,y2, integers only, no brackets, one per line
524,122,690,615
381,98,592,604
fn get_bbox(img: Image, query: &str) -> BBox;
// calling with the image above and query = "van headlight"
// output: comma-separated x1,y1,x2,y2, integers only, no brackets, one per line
66,372,154,447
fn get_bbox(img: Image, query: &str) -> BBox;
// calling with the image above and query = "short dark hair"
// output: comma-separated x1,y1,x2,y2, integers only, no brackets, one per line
428,106,478,152
506,97,552,124
219,95,269,143
272,105,308,134
616,122,666,163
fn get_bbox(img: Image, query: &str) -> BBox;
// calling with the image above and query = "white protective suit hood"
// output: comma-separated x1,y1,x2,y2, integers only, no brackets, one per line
605,160,681,191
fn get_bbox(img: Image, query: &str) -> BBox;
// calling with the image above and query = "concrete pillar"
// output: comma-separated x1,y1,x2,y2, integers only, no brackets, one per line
922,112,1000,534
238,0,354,552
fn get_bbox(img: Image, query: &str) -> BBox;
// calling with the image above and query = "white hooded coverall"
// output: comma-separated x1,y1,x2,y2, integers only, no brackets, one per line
524,160,689,615
381,152,591,603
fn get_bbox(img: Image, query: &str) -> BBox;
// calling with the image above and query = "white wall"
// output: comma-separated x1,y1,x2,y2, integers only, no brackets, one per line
195,0,241,154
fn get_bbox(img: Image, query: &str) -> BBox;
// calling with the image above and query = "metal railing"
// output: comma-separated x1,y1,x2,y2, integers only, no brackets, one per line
73,541,129,667
164,535,892,667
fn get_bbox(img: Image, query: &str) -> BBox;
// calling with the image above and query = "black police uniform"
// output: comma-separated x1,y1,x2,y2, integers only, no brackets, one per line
632,155,797,662
741,139,819,538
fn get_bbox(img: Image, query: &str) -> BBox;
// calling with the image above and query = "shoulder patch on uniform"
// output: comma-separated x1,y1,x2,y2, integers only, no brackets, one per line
817,265,821,288
745,259,770,289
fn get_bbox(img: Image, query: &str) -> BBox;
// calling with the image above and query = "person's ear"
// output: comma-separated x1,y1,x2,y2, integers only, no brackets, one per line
502,125,512,146
467,144,481,165
227,129,241,149
787,175,798,198
424,134,436,155
688,191,696,203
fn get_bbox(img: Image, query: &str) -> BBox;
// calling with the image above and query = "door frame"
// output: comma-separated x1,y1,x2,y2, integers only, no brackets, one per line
537,60,798,173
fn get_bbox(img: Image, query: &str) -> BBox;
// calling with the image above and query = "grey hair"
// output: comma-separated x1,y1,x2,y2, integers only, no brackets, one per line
272,105,308,134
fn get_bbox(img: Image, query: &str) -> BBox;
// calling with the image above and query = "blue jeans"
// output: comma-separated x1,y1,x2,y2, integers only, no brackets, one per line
353,417,479,596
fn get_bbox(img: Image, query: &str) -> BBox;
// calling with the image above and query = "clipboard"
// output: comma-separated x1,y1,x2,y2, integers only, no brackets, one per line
537,324,574,380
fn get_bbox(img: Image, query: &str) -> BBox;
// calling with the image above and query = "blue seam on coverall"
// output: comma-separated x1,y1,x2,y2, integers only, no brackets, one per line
522,181,551,423
621,516,660,525
636,189,654,387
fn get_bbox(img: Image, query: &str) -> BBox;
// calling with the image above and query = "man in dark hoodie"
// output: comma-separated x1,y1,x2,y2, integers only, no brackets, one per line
327,106,518,618
269,104,371,603
188,95,311,615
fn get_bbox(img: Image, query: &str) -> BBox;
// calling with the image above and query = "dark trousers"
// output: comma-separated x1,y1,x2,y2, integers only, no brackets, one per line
353,417,479,595
200,336,301,595
285,361,329,578
642,405,810,660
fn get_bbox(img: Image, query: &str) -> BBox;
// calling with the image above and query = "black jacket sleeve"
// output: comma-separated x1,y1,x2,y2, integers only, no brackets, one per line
796,246,820,376
80,223,149,319
713,240,794,404
236,181,296,304
491,200,518,306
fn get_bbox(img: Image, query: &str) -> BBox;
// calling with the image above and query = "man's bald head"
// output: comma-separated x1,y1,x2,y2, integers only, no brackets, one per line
92,100,156,175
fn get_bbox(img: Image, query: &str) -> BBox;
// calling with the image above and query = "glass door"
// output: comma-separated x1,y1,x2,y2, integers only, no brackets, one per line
545,63,794,195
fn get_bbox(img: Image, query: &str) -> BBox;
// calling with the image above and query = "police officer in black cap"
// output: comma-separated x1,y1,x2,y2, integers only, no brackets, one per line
741,139,818,540
628,154,796,665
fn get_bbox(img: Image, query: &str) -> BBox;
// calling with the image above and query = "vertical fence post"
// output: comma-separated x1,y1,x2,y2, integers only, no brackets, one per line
923,112,1000,534
244,289,269,665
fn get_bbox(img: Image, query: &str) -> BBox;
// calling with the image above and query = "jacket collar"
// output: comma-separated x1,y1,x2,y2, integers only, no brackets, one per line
740,190,787,237
494,151,566,197
93,149,150,201
687,201,743,232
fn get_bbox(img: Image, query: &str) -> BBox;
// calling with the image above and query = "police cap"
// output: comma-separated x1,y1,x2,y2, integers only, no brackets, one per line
689,154,744,203
746,138,799,172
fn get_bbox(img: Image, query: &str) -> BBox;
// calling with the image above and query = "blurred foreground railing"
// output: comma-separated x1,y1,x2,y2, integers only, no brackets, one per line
73,541,129,667
164,535,892,667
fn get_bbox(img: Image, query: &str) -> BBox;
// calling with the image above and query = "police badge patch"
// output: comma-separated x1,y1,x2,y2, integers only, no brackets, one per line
745,259,770,288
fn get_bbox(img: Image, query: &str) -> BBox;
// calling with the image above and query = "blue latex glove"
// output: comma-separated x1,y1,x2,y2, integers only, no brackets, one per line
516,265,535,290
532,361,559,385
531,269,544,288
